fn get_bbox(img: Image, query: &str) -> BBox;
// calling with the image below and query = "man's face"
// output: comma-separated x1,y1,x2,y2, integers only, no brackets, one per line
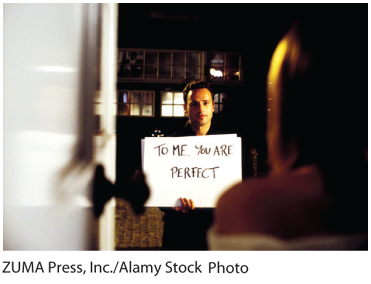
184,88,215,129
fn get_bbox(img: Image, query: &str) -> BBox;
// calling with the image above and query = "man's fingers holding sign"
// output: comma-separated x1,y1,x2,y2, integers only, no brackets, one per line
174,197,195,213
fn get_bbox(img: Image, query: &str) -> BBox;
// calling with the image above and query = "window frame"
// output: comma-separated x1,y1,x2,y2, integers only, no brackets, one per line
117,49,205,83
209,52,243,83
160,90,187,117
117,90,155,117
213,92,229,114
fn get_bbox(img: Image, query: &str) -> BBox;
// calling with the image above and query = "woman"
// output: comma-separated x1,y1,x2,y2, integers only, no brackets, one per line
208,11,367,250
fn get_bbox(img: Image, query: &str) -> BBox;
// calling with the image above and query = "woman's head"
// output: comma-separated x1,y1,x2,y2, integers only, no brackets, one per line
267,11,367,233
266,25,309,174
266,12,367,176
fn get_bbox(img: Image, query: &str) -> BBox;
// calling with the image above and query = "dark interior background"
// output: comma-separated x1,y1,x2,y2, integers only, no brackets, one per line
115,3,366,180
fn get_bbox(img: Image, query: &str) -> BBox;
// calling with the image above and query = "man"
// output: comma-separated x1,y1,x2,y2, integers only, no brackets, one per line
161,81,223,250
182,81,215,135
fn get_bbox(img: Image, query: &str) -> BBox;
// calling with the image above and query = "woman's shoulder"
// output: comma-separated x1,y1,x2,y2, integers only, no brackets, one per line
214,176,286,235
214,165,327,237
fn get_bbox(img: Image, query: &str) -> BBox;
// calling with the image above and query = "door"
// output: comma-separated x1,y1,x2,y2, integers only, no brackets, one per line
3,3,118,250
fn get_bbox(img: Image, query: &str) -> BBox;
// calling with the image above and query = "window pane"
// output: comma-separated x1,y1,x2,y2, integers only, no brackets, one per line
159,52,171,65
159,65,171,78
186,66,199,79
117,104,123,115
173,53,185,65
220,93,227,103
122,51,131,64
131,65,143,78
187,53,199,66
226,67,240,81
214,93,219,103
118,65,130,77
174,92,184,104
145,52,157,64
173,66,185,79
174,105,185,117
145,65,157,78
123,92,129,103
131,92,141,103
211,53,224,66
117,51,125,64
130,104,140,115
118,91,129,103
210,67,224,78
226,54,239,67
162,92,173,104
210,66,224,80
118,91,125,103
214,104,219,113
162,105,172,116
220,104,224,112
142,105,153,116
118,104,130,115
142,92,153,104
131,52,143,64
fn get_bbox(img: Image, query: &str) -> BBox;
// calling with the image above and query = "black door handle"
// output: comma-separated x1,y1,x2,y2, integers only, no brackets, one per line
92,164,150,218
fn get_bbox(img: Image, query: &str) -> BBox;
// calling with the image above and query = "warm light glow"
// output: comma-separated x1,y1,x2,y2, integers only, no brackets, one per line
210,68,223,77
267,39,288,84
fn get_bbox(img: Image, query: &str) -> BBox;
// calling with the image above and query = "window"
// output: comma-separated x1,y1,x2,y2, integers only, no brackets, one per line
210,53,242,82
117,90,154,117
161,91,186,117
117,49,202,81
117,51,144,78
213,93,229,113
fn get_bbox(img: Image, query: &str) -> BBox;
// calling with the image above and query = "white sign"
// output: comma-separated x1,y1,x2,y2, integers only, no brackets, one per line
142,135,242,208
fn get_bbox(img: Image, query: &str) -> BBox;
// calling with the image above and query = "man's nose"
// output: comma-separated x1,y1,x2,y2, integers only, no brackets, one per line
199,103,205,112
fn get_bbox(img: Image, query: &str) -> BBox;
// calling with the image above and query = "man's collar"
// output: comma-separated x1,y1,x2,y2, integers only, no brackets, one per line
183,120,218,136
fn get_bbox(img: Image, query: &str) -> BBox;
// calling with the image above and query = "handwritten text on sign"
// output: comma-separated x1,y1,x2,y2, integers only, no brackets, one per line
142,135,242,207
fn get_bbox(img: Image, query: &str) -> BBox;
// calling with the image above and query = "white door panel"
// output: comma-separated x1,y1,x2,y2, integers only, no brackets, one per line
3,3,118,250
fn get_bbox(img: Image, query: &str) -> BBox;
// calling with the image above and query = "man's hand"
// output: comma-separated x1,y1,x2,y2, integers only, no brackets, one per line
173,197,195,213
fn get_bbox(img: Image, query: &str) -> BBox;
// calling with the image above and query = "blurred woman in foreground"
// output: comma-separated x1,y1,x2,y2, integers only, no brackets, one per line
208,11,368,250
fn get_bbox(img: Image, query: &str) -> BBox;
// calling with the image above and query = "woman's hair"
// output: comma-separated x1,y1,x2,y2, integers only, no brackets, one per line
267,10,367,233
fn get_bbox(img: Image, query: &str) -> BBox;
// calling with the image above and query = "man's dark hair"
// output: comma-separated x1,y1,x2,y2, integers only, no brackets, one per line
183,81,214,104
